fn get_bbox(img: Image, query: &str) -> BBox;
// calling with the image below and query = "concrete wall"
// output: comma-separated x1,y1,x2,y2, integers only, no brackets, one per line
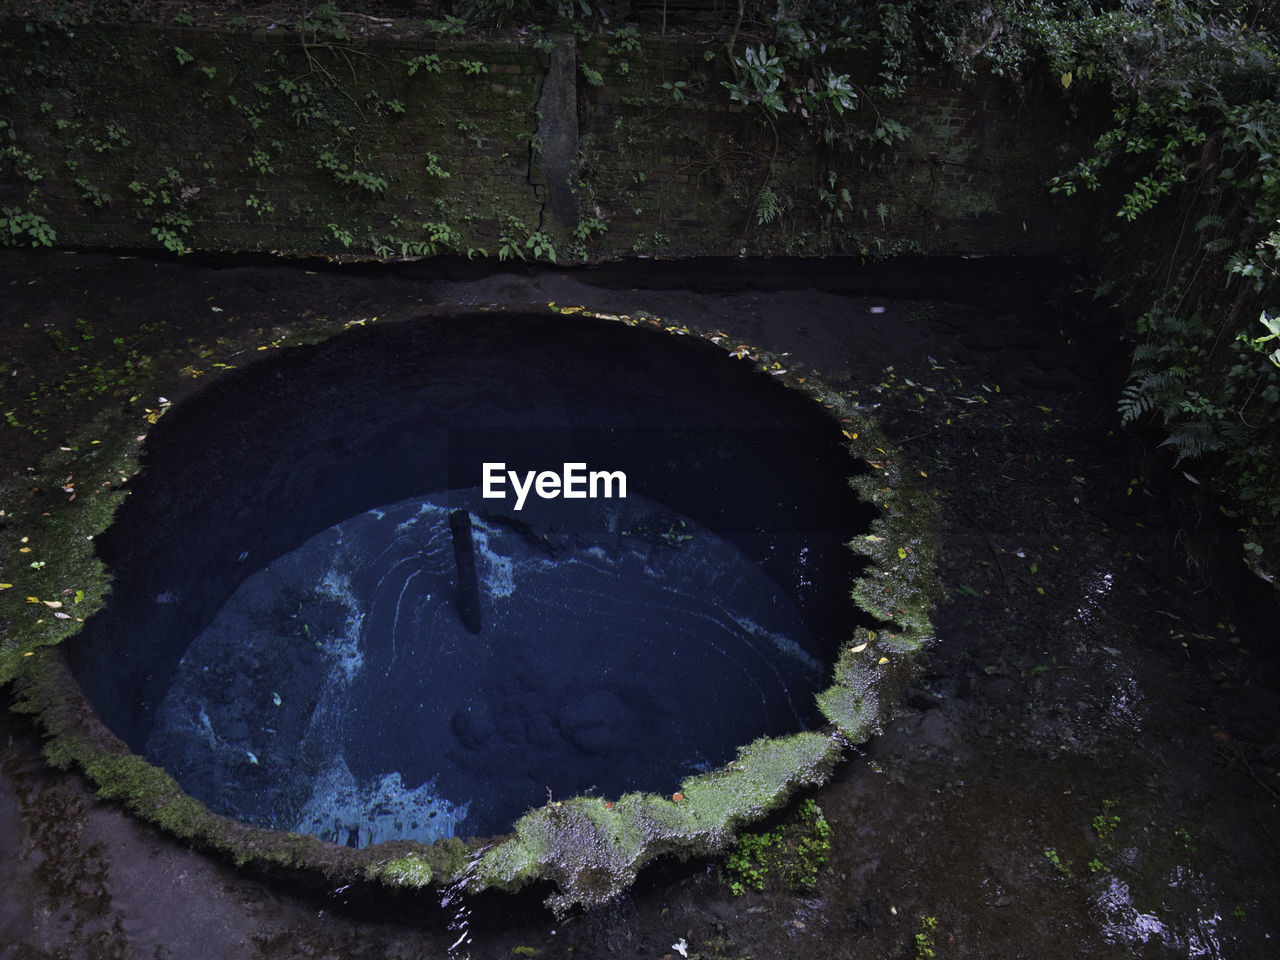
0,20,1097,260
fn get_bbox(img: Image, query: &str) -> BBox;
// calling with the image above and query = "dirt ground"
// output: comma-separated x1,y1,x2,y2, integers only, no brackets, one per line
2,248,1278,959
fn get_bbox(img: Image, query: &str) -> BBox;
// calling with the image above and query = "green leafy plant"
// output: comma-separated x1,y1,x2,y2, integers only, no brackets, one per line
407,54,443,76
722,798,832,895
423,152,450,179
425,14,468,37
722,44,786,116
316,148,388,194
245,194,276,217
1,206,56,247
498,214,529,262
327,223,355,248
980,0,1280,574
915,915,939,960
246,147,276,175
526,230,556,262
400,221,463,258
1043,848,1073,878
756,185,783,226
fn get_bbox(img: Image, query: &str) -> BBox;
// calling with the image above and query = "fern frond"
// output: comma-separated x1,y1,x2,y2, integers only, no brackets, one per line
1131,342,1164,364
1118,383,1155,423
1159,420,1224,464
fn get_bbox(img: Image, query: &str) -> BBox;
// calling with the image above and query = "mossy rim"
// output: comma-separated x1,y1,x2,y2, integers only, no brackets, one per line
1,303,939,913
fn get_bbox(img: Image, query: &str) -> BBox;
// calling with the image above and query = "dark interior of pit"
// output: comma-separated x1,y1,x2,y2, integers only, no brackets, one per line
65,310,873,840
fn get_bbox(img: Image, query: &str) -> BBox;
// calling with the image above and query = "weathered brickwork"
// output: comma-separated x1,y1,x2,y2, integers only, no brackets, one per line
0,21,1098,260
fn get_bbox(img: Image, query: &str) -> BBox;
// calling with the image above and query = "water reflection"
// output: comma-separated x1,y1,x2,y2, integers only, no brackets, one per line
1096,872,1223,958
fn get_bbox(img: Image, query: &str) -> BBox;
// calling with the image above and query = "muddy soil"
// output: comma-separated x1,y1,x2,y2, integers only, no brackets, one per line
2,249,1278,959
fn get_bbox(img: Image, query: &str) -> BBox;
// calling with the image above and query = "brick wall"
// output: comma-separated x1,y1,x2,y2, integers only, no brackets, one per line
0,20,1097,260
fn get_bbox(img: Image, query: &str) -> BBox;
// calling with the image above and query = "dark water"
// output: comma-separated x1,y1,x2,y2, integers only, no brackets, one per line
68,313,869,769
148,489,827,840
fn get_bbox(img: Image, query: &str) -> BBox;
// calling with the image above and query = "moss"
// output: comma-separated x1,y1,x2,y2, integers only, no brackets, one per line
0,406,145,685
364,836,472,888
155,794,214,835
375,853,434,887
817,684,878,741
473,731,842,913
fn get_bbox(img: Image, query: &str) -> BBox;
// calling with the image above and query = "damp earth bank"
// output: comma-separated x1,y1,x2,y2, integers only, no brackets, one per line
1,251,1278,958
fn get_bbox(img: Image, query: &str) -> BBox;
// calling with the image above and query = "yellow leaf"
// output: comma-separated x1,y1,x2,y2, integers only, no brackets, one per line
878,657,889,665
26,596,40,604
1061,70,1072,89
0,583,12,590
897,547,907,559
851,642,868,653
